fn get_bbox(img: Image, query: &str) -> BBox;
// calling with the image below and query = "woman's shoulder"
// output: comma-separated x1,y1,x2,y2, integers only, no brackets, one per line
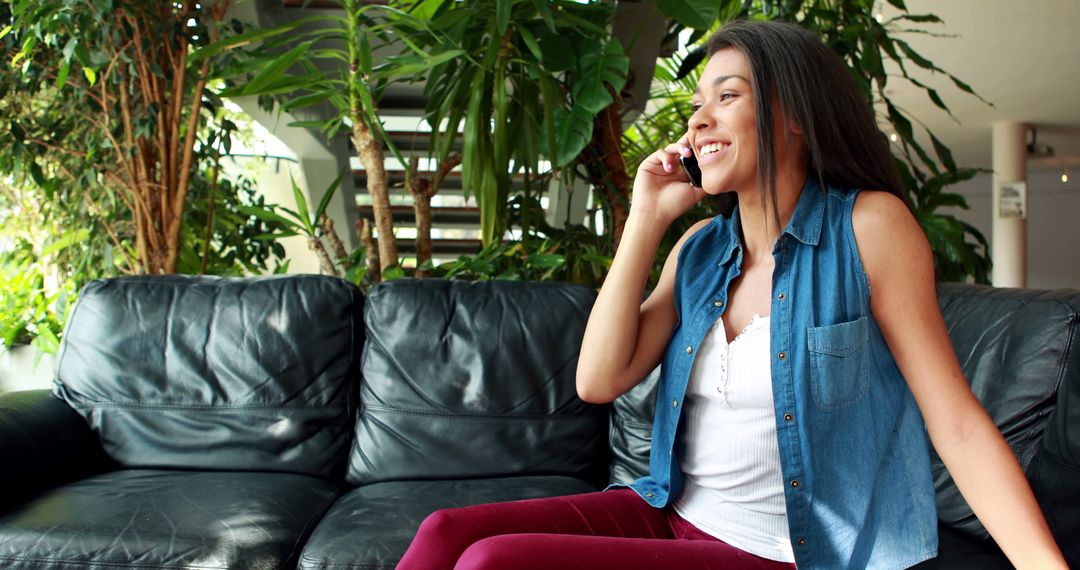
851,190,915,234
675,215,723,242
850,189,931,276
664,216,725,273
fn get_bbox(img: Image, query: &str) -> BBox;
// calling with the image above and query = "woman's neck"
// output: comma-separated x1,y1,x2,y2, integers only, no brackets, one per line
736,164,807,262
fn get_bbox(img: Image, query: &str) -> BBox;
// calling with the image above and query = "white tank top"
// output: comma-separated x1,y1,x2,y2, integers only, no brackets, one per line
672,314,796,563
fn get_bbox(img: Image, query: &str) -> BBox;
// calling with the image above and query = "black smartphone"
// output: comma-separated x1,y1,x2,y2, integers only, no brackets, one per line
679,154,702,188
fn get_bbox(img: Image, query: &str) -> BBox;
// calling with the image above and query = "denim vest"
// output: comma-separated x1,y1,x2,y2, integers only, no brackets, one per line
625,178,938,569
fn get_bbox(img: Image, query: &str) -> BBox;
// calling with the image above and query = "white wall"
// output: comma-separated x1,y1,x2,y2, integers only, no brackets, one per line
941,167,1080,289
220,155,322,275
0,346,55,393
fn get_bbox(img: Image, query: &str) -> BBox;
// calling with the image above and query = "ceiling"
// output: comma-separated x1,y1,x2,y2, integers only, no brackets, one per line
881,0,1080,172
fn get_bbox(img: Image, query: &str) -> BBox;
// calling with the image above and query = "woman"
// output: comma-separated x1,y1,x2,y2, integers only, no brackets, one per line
396,20,1067,569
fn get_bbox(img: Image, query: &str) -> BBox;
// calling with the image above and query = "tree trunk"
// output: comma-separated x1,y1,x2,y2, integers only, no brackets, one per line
308,236,337,276
406,152,460,278
357,218,380,279
121,1,226,275
352,117,397,277
585,95,631,250
319,215,351,269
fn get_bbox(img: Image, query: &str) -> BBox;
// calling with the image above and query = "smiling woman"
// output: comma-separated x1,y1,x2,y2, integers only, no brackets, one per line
395,19,1069,570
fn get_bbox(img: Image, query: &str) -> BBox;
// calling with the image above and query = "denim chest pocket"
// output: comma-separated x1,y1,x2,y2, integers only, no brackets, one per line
807,315,871,411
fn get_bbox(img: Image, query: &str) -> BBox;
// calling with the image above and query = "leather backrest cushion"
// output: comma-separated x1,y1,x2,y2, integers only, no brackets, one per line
347,278,608,486
933,283,1080,539
608,367,659,485
54,275,361,479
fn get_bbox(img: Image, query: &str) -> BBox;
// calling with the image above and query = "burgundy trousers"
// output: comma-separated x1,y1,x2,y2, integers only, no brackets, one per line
395,488,797,570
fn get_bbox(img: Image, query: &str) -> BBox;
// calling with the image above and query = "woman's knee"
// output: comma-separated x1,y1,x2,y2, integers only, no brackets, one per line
414,507,469,545
454,535,533,570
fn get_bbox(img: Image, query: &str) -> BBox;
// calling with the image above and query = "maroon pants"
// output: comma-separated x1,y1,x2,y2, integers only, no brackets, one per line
396,489,797,570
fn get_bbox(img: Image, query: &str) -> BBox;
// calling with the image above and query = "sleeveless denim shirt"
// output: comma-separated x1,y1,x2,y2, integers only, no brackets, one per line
625,177,938,569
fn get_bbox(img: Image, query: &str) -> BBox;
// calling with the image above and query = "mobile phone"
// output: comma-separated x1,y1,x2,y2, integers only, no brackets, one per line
679,154,702,188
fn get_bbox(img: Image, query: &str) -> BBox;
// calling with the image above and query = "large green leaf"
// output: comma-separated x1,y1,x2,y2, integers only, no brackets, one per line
241,40,314,95
929,132,957,172
238,206,304,233
496,0,514,36
529,0,556,33
314,168,348,221
656,0,721,30
478,153,500,244
461,68,489,201
357,28,373,75
573,38,628,114
41,228,92,256
189,18,309,63
553,105,595,168
538,73,561,163
537,33,576,73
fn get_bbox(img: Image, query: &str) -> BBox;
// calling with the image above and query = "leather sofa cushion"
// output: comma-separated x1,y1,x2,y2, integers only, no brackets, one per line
0,390,114,511
609,367,659,485
300,476,598,570
934,284,1080,540
0,469,340,569
1028,288,1080,567
53,275,361,478
348,279,607,485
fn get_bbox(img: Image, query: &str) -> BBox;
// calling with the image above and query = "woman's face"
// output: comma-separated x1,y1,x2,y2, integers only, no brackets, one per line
688,48,759,195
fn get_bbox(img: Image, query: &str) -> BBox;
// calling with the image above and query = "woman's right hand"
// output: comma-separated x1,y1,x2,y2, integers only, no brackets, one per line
631,136,708,225
577,138,715,404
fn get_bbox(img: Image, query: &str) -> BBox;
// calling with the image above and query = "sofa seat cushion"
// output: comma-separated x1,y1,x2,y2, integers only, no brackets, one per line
0,469,340,569
299,476,598,570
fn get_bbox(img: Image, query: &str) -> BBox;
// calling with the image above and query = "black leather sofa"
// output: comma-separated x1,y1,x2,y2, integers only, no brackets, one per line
0,275,1076,569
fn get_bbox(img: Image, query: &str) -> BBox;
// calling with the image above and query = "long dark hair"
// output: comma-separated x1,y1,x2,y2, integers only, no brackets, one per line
706,20,906,218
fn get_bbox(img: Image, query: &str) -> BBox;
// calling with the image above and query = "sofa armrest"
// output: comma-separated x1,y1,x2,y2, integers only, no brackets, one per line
0,389,114,510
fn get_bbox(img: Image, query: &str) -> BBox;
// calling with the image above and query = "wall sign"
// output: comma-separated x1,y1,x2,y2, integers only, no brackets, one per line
998,181,1027,219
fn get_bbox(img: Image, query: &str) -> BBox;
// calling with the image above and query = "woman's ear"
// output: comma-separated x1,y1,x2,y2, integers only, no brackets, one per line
789,117,804,136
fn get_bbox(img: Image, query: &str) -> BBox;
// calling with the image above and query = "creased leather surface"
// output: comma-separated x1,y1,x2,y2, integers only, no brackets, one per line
935,283,1080,540
348,279,608,486
300,476,598,570
0,390,114,511
1027,285,1080,567
609,366,659,485
53,275,362,479
0,469,341,569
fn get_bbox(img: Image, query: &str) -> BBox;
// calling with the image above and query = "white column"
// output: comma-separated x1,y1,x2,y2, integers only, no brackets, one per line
545,177,592,229
991,121,1027,288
